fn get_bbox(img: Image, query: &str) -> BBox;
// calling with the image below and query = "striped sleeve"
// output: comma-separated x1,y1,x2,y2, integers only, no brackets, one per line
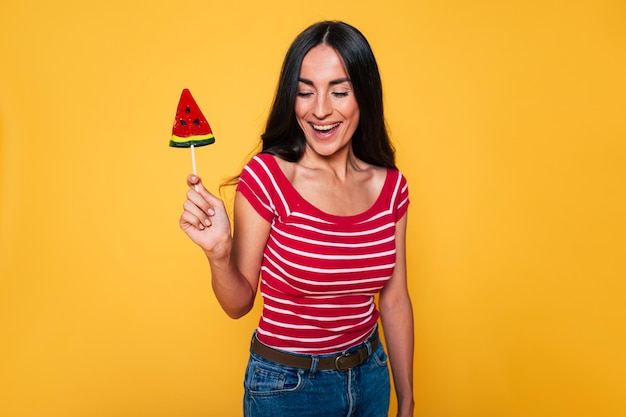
236,155,277,223
395,172,410,221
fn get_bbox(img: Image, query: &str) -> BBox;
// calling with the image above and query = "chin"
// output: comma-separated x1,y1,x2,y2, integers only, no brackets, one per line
307,141,351,158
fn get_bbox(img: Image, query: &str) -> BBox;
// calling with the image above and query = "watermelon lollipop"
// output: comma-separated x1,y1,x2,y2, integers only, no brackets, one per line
170,88,215,177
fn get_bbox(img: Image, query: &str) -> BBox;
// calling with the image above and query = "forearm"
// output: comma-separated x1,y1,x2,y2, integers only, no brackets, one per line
180,177,265,319
205,239,256,319
381,297,415,416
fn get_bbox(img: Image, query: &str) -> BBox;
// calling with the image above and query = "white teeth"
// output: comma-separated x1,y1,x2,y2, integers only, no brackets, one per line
312,122,341,131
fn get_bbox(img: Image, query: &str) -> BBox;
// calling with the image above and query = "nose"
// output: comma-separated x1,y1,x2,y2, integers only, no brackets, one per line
312,93,332,119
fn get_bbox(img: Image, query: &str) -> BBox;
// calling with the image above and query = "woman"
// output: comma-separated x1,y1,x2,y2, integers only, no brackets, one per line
180,21,414,417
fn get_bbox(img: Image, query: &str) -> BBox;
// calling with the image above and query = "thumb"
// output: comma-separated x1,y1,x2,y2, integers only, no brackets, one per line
187,174,205,192
187,174,221,204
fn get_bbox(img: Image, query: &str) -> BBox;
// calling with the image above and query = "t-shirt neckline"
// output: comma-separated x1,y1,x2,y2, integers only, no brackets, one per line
260,153,392,222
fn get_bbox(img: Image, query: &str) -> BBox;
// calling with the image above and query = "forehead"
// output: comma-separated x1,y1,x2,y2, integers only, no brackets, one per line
299,44,349,81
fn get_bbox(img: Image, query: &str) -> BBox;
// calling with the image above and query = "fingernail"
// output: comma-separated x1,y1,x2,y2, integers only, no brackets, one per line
207,208,215,216
204,218,211,227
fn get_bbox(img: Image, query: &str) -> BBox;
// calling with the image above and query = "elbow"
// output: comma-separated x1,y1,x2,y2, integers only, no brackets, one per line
379,290,413,319
225,310,247,320
222,301,254,320
211,277,256,319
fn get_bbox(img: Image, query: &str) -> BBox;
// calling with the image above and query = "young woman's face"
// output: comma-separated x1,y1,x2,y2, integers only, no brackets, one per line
295,44,360,159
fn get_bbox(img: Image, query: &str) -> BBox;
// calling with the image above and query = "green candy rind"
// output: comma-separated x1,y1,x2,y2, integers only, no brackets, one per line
169,136,215,148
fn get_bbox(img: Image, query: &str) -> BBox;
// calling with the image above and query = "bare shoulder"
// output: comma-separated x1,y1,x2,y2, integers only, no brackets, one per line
273,154,297,181
351,159,388,190
361,162,388,185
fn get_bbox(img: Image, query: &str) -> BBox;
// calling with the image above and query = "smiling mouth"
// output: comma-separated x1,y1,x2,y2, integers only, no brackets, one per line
311,122,341,133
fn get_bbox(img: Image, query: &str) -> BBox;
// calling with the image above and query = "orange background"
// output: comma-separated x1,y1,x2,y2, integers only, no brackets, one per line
1,1,625,416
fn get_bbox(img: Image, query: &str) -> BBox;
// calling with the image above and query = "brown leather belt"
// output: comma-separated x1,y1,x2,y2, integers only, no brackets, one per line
250,330,379,372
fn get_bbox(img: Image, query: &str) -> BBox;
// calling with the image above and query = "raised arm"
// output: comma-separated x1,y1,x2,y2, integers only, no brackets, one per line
179,175,270,318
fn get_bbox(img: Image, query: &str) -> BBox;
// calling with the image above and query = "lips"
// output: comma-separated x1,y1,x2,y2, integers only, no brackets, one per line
311,122,341,133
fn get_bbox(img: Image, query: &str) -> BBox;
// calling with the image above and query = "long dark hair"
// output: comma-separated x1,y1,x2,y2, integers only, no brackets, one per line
262,21,396,169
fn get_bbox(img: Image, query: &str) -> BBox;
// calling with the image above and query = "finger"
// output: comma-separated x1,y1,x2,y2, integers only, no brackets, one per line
187,174,205,190
186,174,221,207
183,199,212,228
186,188,217,218
180,207,210,231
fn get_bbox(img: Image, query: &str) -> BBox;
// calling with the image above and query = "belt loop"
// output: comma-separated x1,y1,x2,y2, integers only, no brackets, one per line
309,356,319,377
366,326,377,355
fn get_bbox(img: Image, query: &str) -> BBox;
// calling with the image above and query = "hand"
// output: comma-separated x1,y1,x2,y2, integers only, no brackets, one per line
179,175,232,258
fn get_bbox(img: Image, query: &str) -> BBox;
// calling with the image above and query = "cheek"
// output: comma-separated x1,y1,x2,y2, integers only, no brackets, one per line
294,100,308,120
294,103,309,132
346,106,360,125
341,99,360,121
294,101,306,119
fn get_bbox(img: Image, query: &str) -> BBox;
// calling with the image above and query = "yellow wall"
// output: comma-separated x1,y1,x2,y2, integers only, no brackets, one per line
1,1,625,416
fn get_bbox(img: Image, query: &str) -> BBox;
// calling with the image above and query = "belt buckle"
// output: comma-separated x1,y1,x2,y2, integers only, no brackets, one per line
334,352,353,371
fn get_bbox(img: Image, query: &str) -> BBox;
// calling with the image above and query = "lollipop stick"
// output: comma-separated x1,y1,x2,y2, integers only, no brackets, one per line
191,144,198,175
191,144,199,191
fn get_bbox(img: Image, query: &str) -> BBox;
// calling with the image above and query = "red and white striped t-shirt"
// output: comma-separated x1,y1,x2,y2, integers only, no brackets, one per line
236,153,409,354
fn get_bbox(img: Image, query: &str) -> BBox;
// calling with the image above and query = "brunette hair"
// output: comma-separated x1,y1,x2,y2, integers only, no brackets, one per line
262,21,396,169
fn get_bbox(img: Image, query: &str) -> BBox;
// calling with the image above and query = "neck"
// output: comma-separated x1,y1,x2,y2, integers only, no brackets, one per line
299,146,365,180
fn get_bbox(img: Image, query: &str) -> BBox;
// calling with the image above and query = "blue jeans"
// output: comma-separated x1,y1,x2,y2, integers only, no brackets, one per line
243,334,390,417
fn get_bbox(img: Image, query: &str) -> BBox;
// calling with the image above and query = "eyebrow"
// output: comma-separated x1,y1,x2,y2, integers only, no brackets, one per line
298,77,351,86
